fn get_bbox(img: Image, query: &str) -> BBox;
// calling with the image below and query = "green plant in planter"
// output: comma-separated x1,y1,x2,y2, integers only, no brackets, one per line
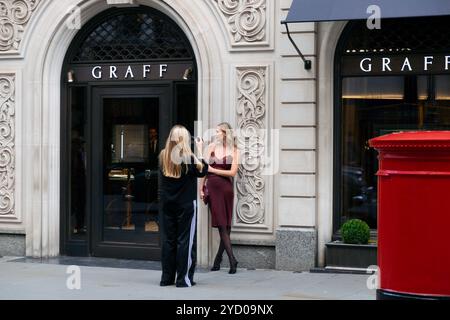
341,219,370,244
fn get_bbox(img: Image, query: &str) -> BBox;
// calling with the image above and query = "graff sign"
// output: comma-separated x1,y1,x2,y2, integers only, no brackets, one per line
69,62,194,82
91,64,168,79
342,55,450,76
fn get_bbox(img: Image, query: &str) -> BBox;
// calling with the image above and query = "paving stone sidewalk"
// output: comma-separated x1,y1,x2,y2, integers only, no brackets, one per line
0,256,376,300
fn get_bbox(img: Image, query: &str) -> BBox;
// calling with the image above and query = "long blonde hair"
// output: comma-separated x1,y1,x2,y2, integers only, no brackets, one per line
160,125,204,178
216,122,236,150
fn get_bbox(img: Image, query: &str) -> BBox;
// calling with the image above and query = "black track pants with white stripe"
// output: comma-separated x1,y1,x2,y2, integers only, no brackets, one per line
160,200,197,287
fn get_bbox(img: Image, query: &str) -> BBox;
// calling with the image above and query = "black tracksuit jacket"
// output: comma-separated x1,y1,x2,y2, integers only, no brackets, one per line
159,156,208,287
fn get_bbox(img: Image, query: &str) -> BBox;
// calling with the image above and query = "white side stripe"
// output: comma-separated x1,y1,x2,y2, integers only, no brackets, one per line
185,200,197,287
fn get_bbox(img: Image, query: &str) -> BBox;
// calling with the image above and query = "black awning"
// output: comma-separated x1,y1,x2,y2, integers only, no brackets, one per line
284,0,450,23
282,0,450,70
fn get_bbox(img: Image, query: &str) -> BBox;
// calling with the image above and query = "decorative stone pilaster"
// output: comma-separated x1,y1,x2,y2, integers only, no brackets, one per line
212,0,273,50
0,74,15,219
0,0,42,53
234,66,273,234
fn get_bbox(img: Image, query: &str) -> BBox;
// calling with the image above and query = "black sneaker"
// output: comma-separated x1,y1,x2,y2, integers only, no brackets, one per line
160,281,175,286
176,281,196,288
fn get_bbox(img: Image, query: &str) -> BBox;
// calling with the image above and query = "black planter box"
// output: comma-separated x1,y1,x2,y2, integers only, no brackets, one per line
326,241,377,268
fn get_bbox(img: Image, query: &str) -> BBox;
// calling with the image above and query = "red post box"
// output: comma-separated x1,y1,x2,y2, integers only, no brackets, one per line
370,131,450,300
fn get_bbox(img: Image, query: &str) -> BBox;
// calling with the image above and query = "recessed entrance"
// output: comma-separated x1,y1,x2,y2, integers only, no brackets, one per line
91,86,171,260
60,7,197,260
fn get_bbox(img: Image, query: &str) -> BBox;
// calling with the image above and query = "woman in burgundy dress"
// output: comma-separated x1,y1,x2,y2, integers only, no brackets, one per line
200,122,239,274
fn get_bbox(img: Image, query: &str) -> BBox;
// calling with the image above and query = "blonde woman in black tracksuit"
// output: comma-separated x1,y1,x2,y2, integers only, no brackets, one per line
159,125,208,287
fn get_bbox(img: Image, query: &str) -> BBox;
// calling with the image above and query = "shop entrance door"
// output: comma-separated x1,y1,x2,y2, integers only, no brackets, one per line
91,85,171,260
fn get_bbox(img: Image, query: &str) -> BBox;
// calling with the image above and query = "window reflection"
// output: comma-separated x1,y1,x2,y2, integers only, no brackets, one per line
343,76,404,100
103,98,160,243
70,87,87,239
435,75,450,100
340,75,450,230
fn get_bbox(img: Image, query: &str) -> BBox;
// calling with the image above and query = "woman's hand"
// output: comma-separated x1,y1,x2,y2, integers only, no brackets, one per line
194,137,204,155
200,189,205,201
208,166,216,174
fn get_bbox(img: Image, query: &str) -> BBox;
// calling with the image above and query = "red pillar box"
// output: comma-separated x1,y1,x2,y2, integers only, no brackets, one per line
369,131,450,300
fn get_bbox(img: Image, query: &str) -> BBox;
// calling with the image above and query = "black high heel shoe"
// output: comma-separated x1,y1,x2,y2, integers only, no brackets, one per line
211,256,222,271
228,259,238,274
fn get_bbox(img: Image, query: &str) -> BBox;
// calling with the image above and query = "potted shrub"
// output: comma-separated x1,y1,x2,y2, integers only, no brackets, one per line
325,219,376,269
341,219,370,244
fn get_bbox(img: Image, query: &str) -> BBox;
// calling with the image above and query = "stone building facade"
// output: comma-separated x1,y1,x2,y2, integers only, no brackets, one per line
0,0,349,271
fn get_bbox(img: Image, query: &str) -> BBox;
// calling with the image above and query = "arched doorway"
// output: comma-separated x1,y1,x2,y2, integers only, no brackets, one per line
60,6,197,260
333,16,450,238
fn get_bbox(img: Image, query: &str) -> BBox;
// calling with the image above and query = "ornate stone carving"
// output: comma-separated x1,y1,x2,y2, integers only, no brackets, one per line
213,0,266,45
0,74,15,216
235,67,266,225
0,0,41,52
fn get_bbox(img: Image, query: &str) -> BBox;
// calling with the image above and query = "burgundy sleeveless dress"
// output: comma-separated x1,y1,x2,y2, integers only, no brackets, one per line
207,151,234,228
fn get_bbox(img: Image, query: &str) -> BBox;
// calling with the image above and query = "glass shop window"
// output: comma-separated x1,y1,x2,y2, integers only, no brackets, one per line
339,75,450,230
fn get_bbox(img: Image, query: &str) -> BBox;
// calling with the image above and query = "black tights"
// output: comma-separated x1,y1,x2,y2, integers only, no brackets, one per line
214,226,236,264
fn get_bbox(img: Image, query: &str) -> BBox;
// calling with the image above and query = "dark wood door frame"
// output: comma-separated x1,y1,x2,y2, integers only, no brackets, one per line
90,84,172,260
